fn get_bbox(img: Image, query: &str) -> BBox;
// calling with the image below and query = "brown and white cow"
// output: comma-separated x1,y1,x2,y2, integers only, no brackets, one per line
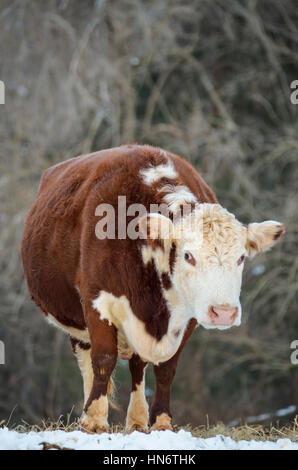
21,145,285,432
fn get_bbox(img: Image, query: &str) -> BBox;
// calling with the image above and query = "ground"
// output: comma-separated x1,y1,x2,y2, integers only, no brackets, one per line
1,422,298,450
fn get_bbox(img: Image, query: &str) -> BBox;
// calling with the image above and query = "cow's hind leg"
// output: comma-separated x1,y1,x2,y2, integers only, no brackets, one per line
70,337,93,407
80,308,118,433
126,354,148,432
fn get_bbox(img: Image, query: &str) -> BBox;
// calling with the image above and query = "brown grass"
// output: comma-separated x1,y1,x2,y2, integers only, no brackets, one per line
186,419,298,443
1,418,298,443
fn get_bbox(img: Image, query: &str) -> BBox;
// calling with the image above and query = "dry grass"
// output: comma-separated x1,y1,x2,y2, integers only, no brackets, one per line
186,419,298,443
1,418,298,443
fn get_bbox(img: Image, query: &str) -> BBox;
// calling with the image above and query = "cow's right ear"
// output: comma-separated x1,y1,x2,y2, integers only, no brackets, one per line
138,213,174,247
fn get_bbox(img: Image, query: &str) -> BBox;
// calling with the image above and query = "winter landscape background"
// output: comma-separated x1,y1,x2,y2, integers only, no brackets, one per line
0,0,298,434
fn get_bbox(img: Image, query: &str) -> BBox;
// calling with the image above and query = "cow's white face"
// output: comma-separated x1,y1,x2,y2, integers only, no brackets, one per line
140,204,285,330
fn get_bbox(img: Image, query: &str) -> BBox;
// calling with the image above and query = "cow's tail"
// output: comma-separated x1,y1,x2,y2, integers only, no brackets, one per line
107,376,119,410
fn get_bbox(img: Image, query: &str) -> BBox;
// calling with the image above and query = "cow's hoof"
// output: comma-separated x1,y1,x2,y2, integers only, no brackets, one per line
79,415,109,434
151,423,173,431
80,424,108,434
126,423,148,433
150,413,173,431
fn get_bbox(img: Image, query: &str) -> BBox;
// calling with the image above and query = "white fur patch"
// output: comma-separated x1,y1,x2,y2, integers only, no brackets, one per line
151,412,172,430
140,158,178,185
141,245,170,273
126,369,149,430
160,185,197,213
140,155,197,213
46,313,90,343
172,204,244,328
117,329,134,360
75,345,93,405
80,396,108,432
92,292,189,365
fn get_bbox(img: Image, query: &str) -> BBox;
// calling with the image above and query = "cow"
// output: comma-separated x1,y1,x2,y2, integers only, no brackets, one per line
21,144,285,433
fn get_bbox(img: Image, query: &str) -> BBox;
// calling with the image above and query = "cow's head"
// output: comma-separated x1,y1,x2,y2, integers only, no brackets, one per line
139,204,285,330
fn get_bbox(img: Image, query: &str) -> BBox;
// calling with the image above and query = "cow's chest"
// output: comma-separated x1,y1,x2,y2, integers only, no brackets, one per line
92,291,189,365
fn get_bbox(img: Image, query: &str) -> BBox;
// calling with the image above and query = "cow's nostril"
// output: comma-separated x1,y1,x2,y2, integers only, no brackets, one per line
231,308,238,322
211,307,219,317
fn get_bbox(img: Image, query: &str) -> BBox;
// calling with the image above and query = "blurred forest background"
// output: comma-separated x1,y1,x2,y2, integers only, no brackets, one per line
0,0,298,428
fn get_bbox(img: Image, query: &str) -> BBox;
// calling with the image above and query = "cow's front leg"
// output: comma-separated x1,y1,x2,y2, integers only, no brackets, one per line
150,318,197,430
150,359,176,430
126,354,148,432
80,308,117,433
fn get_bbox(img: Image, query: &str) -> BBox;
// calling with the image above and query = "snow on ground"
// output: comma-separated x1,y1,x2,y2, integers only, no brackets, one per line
0,427,298,450
228,405,297,427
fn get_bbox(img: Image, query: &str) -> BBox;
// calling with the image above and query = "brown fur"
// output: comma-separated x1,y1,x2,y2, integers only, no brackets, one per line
129,354,148,392
149,318,197,427
70,337,91,352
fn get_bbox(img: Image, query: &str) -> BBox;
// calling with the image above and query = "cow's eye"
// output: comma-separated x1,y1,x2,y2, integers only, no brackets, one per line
184,251,196,266
237,254,245,266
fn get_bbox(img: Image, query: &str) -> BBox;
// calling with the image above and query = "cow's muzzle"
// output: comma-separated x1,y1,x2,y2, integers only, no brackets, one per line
208,305,238,326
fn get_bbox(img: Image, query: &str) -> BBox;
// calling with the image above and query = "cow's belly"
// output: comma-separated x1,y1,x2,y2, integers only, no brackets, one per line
46,313,91,343
92,291,189,365
117,328,134,360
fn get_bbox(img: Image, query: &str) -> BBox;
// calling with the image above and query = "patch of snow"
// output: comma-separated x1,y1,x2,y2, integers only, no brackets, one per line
246,413,271,424
251,264,265,276
0,428,297,450
17,85,28,98
228,404,297,427
145,387,153,397
276,405,296,417
130,57,140,66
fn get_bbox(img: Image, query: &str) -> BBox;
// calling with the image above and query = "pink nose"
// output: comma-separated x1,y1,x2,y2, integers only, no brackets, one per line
208,305,238,326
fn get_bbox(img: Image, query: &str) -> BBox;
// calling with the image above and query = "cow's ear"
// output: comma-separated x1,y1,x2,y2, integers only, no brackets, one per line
138,213,174,247
245,221,285,257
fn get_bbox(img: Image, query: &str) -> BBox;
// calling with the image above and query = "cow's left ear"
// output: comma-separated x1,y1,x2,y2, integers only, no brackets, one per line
138,213,174,247
245,221,285,257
